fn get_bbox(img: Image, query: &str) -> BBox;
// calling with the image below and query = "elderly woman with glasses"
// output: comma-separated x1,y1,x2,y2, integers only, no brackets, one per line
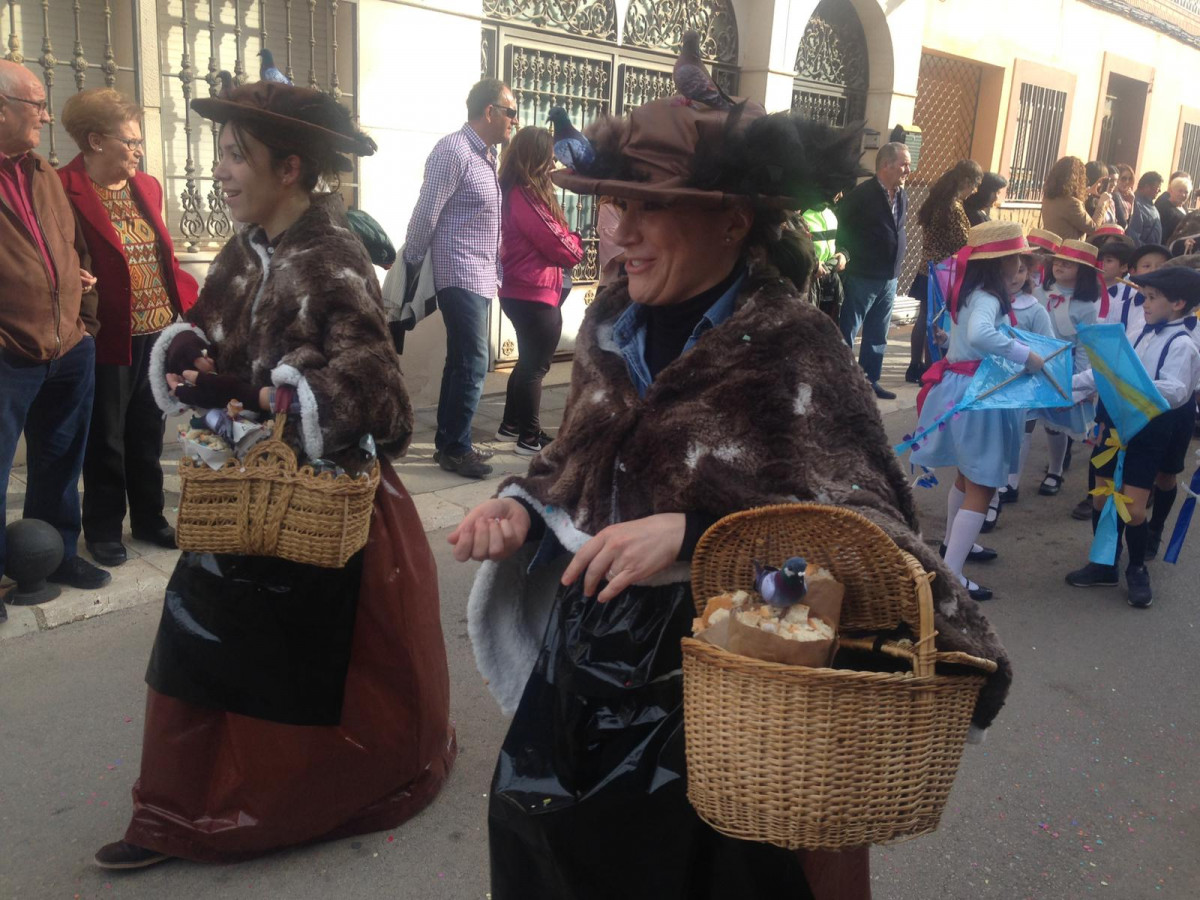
57,89,198,567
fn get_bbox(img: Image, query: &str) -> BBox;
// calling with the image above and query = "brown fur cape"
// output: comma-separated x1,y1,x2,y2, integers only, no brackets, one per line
150,193,412,468
469,260,1012,730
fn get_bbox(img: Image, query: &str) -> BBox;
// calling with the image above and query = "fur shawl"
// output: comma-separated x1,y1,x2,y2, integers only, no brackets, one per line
469,262,1012,730
151,194,412,466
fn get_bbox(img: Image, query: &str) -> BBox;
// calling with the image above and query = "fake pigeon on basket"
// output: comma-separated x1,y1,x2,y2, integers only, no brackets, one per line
896,326,1075,460
753,557,808,613
673,29,734,109
258,48,292,85
547,107,595,172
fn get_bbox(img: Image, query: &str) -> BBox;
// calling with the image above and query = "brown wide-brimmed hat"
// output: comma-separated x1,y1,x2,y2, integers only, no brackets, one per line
552,95,866,210
192,81,376,162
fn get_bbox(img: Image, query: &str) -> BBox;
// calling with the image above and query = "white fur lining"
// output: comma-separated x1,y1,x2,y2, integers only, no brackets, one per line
271,363,323,460
148,322,208,416
467,483,692,714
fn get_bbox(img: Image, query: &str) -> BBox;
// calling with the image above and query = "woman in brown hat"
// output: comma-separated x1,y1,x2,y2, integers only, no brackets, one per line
94,80,455,869
451,97,1014,900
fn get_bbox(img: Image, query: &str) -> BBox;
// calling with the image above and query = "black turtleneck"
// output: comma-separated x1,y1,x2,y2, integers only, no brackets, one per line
643,266,743,379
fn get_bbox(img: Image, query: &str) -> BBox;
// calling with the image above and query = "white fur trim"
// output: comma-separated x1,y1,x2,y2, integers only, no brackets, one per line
148,322,208,416
966,724,988,745
271,363,323,460
467,484,693,713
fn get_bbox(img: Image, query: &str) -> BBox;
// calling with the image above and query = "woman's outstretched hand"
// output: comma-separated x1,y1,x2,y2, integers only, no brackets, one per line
563,513,686,603
448,498,532,563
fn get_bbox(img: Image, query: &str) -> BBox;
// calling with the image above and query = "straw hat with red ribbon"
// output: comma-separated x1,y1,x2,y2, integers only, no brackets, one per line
1027,227,1061,253
947,220,1029,322
1090,223,1127,243
1048,239,1110,317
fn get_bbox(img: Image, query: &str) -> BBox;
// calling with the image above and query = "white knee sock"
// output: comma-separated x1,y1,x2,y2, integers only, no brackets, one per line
1046,430,1069,477
1010,431,1032,489
944,509,986,579
946,485,966,538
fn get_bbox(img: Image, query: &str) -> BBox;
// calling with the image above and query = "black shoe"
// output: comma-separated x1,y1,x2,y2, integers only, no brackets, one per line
904,362,927,384
47,556,112,590
495,422,519,442
94,840,171,870
1125,565,1153,608
871,382,897,400
960,577,993,601
515,431,554,456
131,524,176,549
435,449,494,479
940,543,998,563
1038,473,1063,496
1071,497,1093,521
981,503,999,533
1145,527,1163,561
1066,561,1119,587
997,485,1019,505
86,541,127,567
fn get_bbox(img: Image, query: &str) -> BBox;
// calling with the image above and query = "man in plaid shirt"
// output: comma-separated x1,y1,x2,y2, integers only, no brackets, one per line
404,79,516,479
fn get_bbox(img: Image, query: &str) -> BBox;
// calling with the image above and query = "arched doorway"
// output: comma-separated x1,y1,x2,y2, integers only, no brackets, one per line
792,0,868,127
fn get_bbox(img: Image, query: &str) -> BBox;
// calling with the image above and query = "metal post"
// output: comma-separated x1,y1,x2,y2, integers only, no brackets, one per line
284,0,295,83
329,0,340,99
178,0,206,252
71,0,88,90
233,0,246,84
101,0,117,87
307,0,317,90
5,0,22,63
37,0,58,165
206,0,231,240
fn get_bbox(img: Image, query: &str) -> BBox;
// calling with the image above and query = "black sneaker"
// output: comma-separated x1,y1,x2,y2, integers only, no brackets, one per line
1065,562,1119,588
997,485,1019,504
47,555,112,590
435,449,493,479
495,422,519,442
1071,497,1093,521
1125,565,1153,608
1145,527,1163,560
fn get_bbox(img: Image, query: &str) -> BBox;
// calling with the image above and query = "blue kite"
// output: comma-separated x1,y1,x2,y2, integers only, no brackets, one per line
1163,461,1200,564
1075,323,1170,565
896,325,1074,458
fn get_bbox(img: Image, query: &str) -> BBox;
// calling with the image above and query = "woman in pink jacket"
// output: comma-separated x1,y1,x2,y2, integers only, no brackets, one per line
496,127,583,455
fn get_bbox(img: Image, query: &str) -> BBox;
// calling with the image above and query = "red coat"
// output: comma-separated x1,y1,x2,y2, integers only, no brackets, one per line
499,186,583,305
58,154,198,366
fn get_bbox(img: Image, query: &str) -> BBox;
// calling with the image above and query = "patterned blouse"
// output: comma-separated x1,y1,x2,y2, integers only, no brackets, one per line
92,181,174,334
921,200,971,267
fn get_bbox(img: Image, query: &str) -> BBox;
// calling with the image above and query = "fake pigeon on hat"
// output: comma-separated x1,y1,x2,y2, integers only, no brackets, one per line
673,30,734,109
547,107,595,172
258,48,292,85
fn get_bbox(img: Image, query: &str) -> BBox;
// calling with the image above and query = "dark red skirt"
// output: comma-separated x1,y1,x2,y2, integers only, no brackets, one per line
123,463,456,862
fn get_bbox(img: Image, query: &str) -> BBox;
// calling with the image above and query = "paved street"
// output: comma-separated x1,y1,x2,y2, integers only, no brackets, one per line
2,344,1198,899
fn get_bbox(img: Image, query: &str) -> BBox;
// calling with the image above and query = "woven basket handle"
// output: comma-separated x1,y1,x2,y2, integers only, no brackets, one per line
242,412,297,473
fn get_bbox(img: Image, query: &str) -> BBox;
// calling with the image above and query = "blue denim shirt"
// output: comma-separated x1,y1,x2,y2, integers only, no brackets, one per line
610,271,747,397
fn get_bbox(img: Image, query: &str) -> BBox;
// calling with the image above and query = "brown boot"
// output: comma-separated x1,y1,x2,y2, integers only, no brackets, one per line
94,840,171,870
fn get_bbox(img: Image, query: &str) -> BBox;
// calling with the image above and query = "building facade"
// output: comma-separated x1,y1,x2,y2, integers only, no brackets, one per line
6,0,1200,405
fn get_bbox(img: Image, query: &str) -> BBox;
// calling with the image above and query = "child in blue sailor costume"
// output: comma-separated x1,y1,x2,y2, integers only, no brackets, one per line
912,221,1045,601
1066,266,1200,607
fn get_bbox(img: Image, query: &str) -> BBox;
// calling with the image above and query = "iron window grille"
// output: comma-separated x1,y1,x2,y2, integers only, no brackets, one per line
1177,121,1200,185
791,0,868,127
1007,82,1068,202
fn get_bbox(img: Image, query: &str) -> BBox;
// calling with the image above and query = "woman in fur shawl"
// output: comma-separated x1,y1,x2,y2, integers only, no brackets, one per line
94,82,455,870
451,97,1014,900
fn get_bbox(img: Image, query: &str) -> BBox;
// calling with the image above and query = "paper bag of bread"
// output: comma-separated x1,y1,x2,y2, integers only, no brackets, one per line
693,558,843,667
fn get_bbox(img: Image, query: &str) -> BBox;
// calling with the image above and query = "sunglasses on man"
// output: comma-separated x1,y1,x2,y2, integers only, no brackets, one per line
490,104,518,120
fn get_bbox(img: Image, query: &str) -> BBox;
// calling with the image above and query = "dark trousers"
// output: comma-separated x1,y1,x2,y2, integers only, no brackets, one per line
499,297,562,438
82,333,169,542
435,287,490,457
0,337,96,576
839,274,897,384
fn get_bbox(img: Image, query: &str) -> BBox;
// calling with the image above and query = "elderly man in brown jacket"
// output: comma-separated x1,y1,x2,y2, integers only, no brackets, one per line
0,60,109,617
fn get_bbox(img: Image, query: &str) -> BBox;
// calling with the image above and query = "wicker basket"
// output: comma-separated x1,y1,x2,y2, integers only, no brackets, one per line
175,413,379,568
681,503,997,851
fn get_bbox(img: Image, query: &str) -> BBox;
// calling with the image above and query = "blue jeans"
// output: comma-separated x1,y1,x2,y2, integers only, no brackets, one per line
436,287,491,456
0,337,96,576
839,274,897,384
